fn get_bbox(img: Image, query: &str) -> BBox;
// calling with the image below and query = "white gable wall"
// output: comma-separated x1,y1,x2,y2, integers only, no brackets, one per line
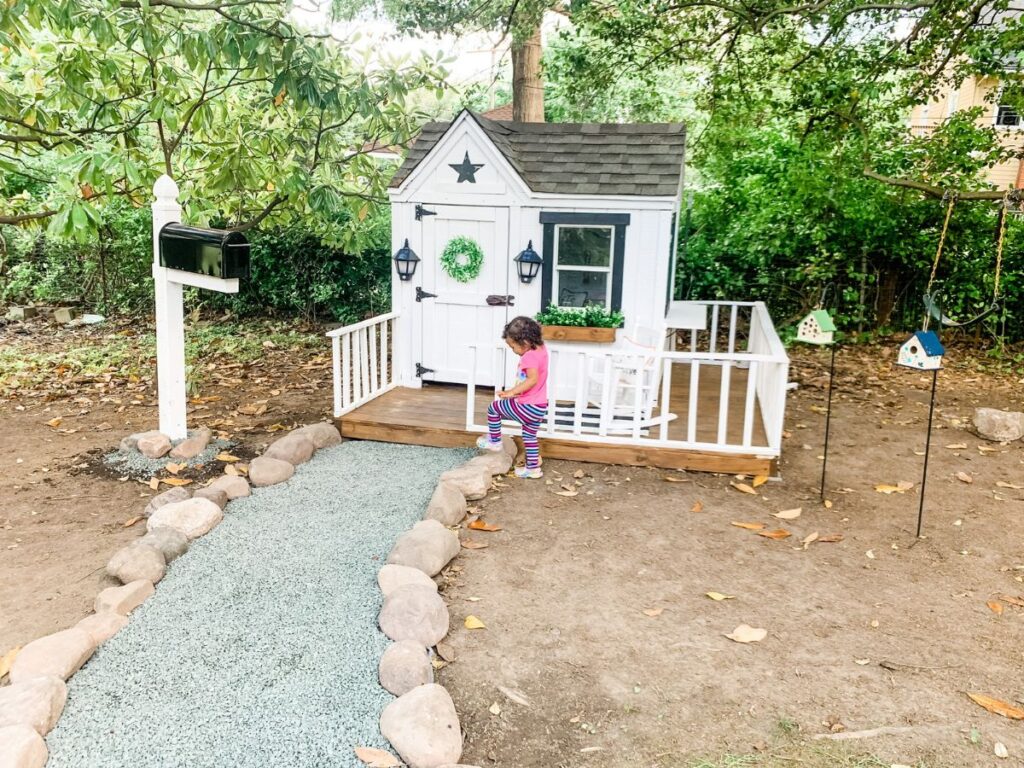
388,115,683,392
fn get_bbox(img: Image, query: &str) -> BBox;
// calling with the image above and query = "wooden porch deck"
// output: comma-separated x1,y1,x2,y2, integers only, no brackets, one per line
337,363,777,475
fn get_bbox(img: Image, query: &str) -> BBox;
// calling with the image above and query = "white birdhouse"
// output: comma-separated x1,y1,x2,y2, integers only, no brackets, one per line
897,330,945,370
796,309,836,345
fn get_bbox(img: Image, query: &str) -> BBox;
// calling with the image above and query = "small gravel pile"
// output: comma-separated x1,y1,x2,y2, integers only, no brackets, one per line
103,435,233,478
48,440,472,768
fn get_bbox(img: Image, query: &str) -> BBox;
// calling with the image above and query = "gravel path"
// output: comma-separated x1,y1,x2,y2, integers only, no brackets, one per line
47,440,472,768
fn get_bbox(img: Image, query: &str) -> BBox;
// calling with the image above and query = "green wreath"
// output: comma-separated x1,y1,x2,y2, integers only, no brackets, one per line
440,236,484,283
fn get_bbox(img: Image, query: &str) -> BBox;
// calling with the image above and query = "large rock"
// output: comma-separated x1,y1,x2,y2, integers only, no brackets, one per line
208,474,250,500
169,427,212,460
143,486,190,518
119,432,144,452
424,482,467,527
248,456,295,487
147,497,223,539
106,542,166,584
0,676,67,735
136,430,172,459
498,435,517,460
139,526,189,563
75,612,129,645
378,584,449,647
379,640,432,696
191,486,228,509
378,564,438,597
466,451,511,477
294,422,342,449
380,684,462,768
387,520,460,577
0,725,48,768
264,433,315,466
8,628,96,684
94,580,154,616
973,407,1024,442
438,465,491,501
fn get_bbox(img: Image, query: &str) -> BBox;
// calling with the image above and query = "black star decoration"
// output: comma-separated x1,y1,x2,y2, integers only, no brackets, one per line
449,151,484,183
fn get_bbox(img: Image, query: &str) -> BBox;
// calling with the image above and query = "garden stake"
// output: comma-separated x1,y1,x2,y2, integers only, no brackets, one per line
820,342,836,501
917,368,939,538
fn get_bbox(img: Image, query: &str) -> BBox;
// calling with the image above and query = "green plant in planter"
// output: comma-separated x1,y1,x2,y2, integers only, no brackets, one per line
535,304,624,328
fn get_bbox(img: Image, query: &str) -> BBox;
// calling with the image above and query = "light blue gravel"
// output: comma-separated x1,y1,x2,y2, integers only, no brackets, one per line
48,440,473,768
103,433,234,479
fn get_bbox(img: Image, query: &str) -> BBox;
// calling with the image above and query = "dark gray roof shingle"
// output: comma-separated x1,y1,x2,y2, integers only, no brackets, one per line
389,111,685,197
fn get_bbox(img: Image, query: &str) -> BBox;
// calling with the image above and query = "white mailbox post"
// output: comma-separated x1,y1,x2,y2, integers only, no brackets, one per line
151,175,241,439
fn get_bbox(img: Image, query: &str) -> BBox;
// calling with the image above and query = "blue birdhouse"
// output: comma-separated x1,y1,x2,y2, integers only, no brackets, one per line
897,330,945,370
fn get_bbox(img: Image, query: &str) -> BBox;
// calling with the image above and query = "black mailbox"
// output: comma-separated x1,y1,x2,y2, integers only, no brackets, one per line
159,223,250,280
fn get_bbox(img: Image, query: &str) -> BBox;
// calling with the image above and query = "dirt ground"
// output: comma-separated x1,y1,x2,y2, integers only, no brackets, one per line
0,317,332,652
438,344,1024,768
3,320,1024,767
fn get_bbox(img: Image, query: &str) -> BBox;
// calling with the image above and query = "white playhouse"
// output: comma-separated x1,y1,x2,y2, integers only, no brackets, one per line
327,110,790,474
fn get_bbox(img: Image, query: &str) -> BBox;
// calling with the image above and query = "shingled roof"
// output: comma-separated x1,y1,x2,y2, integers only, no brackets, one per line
389,111,686,197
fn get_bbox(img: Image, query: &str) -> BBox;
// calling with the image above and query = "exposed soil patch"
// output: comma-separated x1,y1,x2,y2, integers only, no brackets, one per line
438,342,1024,767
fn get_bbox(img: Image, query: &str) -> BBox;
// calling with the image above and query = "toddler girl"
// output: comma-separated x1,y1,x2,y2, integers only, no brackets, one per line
476,316,548,478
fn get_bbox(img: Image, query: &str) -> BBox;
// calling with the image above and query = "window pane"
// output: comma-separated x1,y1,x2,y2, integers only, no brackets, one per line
558,227,612,267
557,269,608,308
997,105,1020,126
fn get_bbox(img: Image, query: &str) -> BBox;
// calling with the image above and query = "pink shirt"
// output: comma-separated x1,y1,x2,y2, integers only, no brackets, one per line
516,346,548,405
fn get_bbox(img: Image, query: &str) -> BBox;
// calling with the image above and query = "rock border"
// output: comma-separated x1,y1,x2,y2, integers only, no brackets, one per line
0,420,343,766
372,436,516,768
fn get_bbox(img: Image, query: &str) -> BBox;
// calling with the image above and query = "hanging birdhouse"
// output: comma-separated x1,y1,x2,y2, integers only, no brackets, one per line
796,309,836,345
897,330,945,370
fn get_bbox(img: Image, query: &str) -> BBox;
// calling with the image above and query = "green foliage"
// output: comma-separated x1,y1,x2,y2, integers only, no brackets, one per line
535,304,624,328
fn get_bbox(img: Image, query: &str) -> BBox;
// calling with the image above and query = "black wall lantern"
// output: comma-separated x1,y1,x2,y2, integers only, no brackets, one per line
393,238,420,282
514,240,542,284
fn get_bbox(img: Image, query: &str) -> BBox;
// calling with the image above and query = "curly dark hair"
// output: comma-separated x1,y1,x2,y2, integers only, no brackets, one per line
502,316,544,349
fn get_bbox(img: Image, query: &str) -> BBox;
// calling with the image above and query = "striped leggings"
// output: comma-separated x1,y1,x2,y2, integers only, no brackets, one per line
487,398,547,469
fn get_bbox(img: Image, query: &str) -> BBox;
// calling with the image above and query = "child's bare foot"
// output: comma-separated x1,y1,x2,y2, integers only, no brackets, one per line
475,436,503,452
514,466,543,479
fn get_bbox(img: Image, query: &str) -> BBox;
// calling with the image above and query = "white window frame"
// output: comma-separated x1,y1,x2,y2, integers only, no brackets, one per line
993,85,1022,130
552,223,615,310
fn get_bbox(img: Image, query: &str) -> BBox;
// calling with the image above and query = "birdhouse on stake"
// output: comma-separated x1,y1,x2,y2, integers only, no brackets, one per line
796,309,836,345
897,330,945,370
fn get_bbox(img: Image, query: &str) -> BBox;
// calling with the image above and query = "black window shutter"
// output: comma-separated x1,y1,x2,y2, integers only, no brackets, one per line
540,223,555,311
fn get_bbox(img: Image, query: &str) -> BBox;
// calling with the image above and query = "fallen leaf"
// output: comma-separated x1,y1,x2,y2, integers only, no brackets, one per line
497,685,532,707
987,601,1004,615
489,702,502,716
467,520,502,532
731,482,757,495
946,443,968,450
461,539,489,549
225,464,239,476
875,481,913,494
165,462,184,475
994,742,1009,759
818,534,845,543
238,402,268,416
436,641,456,662
731,522,766,530
758,529,792,540
956,471,974,484
690,500,704,513
0,646,21,678
46,417,62,428
642,608,664,618
123,515,143,528
464,615,486,630
854,658,871,665
996,594,1024,608
706,592,735,601
752,474,769,488
560,483,576,491
161,478,192,487
823,499,833,509
662,476,688,483
554,490,579,497
801,531,819,549
353,747,401,767
996,481,1024,490
866,549,875,559
148,477,160,491
725,624,767,644
216,452,241,462
773,507,802,520
572,469,585,479
966,693,1024,720
94,422,112,431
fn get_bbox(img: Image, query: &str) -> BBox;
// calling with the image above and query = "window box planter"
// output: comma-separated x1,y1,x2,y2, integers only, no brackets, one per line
541,325,617,343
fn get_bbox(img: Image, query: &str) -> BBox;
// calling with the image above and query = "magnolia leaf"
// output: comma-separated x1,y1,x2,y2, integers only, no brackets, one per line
464,615,486,630
773,507,802,520
818,534,845,543
706,592,735,601
691,500,704,513
461,539,488,549
554,489,579,497
874,481,913,494
161,477,192,487
752,474,769,488
663,476,689,483
997,594,1024,607
731,522,765,530
46,417,62,428
165,462,184,475
731,482,758,495
216,452,241,462
725,624,767,644
467,520,502,532
353,747,401,767
956,471,973,484
123,515,143,528
642,607,664,617
758,529,792,540
996,481,1023,490
801,531,819,549
148,477,160,491
489,702,502,715
987,601,1004,615
573,469,585,479
966,693,1024,720
946,443,968,450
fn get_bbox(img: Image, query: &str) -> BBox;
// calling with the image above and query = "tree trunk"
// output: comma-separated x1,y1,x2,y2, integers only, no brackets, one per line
511,25,544,122
875,265,900,329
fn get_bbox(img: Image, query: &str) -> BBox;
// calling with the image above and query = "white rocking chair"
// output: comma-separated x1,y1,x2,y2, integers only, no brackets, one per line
586,326,672,434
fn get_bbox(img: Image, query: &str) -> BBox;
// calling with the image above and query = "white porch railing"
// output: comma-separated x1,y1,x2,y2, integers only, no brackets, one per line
466,301,790,458
327,312,398,417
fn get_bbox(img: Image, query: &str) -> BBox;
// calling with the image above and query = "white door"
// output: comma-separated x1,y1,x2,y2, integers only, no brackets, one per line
418,205,512,386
